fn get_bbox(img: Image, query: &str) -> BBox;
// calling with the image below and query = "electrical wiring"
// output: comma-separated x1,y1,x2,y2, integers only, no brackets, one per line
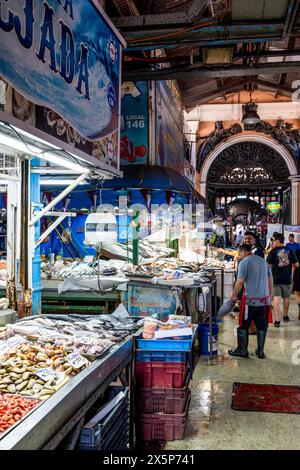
127,16,224,44
124,49,194,62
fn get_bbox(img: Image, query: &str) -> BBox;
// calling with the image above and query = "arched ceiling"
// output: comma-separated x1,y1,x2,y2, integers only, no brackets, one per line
207,141,290,187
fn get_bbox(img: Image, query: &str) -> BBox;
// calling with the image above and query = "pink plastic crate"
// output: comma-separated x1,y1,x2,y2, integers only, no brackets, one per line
136,386,190,414
135,362,188,388
136,393,191,442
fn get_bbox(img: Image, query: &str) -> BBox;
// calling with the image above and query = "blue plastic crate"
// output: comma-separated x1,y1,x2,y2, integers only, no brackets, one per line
136,350,187,363
136,327,198,352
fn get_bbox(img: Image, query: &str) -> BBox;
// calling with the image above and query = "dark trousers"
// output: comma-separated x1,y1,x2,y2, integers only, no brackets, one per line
241,305,269,331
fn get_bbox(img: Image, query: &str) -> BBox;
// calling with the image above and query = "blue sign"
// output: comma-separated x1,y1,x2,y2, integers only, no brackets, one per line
120,81,148,165
156,81,184,174
124,284,177,319
117,215,133,243
0,0,125,141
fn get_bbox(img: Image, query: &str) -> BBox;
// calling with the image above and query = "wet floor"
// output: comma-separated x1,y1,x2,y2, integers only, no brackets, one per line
166,300,300,450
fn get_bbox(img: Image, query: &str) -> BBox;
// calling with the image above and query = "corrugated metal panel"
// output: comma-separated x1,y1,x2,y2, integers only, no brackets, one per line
232,0,289,20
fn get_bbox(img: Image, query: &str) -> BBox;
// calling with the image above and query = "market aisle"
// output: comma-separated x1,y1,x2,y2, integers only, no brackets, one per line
166,301,300,451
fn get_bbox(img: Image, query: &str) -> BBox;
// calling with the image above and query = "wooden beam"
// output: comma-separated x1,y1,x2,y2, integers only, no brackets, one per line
252,78,292,94
182,79,248,102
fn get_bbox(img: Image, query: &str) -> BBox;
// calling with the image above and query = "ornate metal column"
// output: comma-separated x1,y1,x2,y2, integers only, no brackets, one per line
290,176,300,225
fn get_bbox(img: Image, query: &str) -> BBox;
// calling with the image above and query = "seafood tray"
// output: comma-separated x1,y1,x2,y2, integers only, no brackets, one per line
0,393,41,437
4,314,138,358
78,386,129,451
125,273,153,279
0,342,88,400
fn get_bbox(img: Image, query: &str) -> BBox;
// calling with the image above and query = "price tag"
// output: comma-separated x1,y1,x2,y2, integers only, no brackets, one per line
53,371,66,384
66,353,88,369
35,368,55,382
0,335,26,353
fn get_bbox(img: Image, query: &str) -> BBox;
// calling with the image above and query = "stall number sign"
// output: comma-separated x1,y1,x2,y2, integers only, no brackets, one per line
267,202,281,214
66,353,88,369
0,335,26,353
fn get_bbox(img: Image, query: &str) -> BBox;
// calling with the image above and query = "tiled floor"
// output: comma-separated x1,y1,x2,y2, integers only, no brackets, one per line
166,301,300,450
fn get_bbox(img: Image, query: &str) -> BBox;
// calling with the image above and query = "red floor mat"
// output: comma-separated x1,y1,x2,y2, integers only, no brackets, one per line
232,382,300,414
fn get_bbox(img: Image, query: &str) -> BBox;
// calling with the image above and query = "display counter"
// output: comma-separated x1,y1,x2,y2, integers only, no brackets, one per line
0,335,134,450
42,280,121,314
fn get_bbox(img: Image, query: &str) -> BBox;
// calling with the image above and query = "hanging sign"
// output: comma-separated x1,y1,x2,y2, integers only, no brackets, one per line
0,1,125,172
267,201,281,214
0,0,125,141
120,81,148,165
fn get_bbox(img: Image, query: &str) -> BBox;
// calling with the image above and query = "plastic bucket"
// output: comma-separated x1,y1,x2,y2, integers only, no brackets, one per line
199,322,218,356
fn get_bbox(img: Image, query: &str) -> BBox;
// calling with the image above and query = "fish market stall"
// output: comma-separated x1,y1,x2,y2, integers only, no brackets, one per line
41,259,130,314
0,311,139,449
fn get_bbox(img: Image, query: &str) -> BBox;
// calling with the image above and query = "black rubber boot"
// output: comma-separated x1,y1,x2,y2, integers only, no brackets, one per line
228,328,249,358
255,330,267,359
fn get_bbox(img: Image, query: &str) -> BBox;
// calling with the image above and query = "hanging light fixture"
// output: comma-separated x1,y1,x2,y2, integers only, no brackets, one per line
242,90,261,125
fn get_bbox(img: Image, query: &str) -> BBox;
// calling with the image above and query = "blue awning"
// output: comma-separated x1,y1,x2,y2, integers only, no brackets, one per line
103,165,205,202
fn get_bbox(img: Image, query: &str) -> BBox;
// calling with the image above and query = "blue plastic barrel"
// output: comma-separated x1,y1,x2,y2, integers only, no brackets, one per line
199,322,218,356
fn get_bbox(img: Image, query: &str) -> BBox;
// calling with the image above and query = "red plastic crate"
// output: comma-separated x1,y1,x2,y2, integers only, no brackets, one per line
136,393,191,442
136,385,190,414
135,362,188,388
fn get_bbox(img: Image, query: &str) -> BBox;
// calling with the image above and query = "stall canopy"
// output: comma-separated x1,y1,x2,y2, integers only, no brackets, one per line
102,165,205,202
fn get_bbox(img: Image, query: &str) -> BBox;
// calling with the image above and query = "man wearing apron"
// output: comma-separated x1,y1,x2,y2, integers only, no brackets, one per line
229,244,273,359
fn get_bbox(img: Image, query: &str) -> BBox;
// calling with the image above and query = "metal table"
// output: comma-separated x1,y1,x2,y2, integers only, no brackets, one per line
0,336,134,450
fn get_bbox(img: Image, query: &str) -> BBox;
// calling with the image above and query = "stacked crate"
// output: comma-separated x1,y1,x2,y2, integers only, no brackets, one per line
135,332,197,444
78,386,130,450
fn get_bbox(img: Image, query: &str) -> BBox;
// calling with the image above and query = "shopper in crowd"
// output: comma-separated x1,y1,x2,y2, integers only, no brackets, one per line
241,231,265,334
286,233,300,252
243,231,265,258
267,233,299,327
266,237,275,255
293,247,300,321
229,244,273,359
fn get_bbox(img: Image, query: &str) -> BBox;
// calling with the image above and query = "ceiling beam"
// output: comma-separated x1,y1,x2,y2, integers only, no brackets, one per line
123,61,300,81
112,0,210,27
285,0,300,34
182,79,248,100
251,78,292,95
183,78,293,108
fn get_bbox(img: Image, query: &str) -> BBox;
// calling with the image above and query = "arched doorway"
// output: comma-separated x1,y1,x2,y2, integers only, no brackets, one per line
199,133,299,225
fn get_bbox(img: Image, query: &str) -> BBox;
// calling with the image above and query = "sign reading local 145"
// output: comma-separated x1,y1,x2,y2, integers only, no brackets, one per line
0,0,125,166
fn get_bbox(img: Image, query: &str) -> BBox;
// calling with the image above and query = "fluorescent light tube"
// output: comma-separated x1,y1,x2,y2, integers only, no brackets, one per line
0,132,87,173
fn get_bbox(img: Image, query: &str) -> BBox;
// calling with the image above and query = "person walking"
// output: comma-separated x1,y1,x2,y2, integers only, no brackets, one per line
243,231,265,258
241,231,265,334
267,233,299,327
293,247,300,321
229,244,273,359
286,233,300,252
